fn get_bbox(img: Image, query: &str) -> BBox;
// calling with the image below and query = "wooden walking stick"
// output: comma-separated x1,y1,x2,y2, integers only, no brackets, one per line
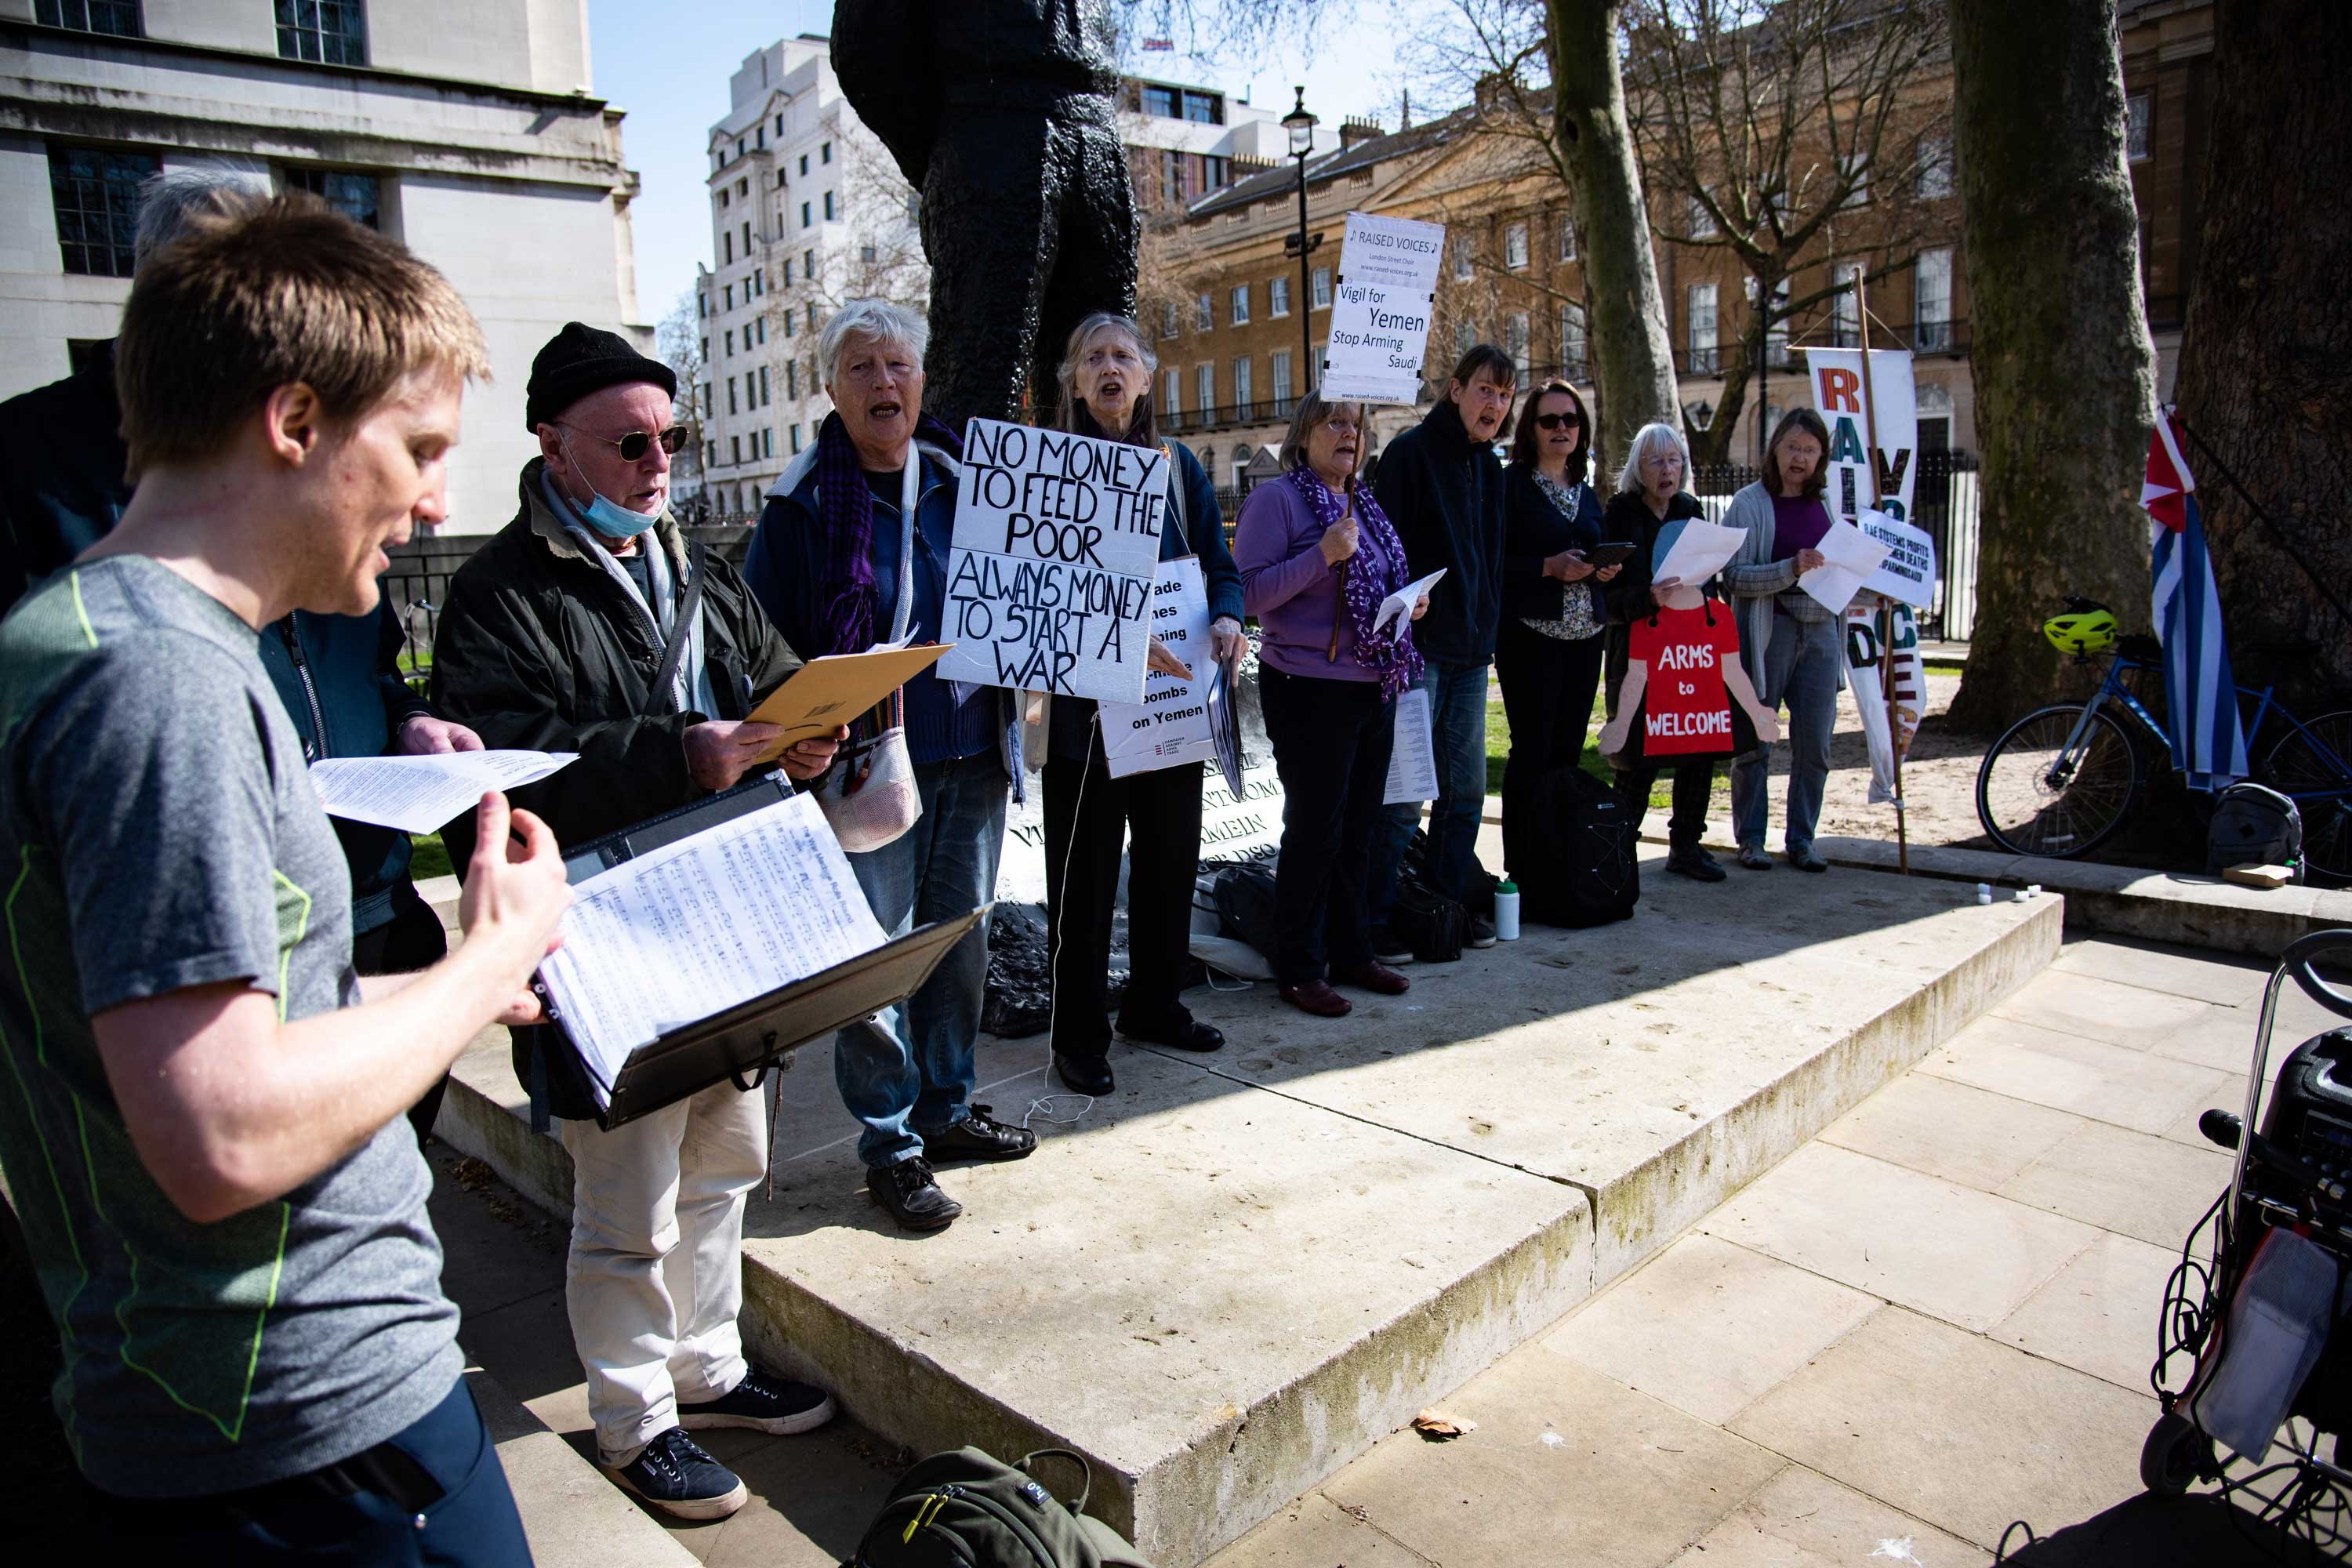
1850,270,1910,875
1328,493,1354,662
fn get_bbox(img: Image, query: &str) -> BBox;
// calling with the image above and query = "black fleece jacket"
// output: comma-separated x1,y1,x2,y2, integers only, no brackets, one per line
1371,397,1506,667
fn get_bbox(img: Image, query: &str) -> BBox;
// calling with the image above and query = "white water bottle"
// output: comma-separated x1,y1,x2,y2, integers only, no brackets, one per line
1494,880,1522,941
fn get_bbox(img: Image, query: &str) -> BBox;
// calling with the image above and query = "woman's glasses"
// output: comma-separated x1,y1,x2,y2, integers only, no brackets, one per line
1533,412,1582,431
564,424,690,462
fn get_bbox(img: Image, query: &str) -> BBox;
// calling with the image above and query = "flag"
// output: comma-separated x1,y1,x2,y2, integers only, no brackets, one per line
2144,414,2247,789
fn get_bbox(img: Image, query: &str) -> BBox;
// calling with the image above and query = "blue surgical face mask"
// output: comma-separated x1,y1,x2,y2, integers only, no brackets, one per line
558,431,662,539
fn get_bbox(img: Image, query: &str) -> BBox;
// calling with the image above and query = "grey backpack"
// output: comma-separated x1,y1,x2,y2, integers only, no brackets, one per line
2206,781,2303,878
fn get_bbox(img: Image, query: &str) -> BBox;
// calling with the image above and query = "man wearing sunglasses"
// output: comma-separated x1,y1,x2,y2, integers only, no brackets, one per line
430,321,847,1522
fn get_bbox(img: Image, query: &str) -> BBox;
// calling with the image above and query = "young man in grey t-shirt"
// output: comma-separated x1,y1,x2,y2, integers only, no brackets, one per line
0,198,571,1559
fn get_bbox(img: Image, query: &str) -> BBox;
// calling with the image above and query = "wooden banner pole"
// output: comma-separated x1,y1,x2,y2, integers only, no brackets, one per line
1849,270,1910,875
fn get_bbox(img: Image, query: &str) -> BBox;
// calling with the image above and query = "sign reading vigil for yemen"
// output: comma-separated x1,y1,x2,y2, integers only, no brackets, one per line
1320,212,1446,405
936,418,1169,705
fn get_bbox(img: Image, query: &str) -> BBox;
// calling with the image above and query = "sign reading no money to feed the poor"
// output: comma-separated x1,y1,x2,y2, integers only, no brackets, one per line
935,418,1169,706
1321,212,1447,405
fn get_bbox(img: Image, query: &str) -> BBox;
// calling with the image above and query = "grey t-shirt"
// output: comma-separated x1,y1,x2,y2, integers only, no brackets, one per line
0,557,461,1497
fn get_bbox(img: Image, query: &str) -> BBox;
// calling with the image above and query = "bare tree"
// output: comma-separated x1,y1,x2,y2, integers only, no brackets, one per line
1624,0,1950,464
655,286,709,510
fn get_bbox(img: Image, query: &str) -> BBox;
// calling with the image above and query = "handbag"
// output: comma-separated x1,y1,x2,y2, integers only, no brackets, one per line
814,457,924,853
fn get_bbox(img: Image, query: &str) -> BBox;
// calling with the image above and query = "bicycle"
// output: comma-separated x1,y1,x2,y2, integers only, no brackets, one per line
1975,598,2352,884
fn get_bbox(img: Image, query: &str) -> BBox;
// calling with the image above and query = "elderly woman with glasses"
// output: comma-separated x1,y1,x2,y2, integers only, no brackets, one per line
1233,394,1429,1019
1496,379,1618,887
1600,419,1726,883
743,299,1033,1235
1039,313,1245,1098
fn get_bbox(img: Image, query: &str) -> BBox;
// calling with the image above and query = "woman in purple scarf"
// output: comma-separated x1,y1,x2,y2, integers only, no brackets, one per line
1233,394,1431,1018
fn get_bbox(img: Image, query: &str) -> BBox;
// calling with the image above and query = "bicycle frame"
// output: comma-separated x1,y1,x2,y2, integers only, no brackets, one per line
2045,655,2169,789
2060,655,2352,812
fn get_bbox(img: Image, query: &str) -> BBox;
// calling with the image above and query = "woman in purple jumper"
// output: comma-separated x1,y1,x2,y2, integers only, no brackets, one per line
1233,394,1430,1019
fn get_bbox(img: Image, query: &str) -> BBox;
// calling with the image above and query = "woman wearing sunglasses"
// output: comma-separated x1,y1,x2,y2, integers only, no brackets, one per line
1494,379,1618,887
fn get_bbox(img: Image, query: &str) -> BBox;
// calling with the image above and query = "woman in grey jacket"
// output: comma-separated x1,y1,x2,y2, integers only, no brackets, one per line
1718,408,1847,872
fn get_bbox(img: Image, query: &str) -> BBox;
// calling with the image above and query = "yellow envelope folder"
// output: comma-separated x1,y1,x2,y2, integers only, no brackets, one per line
745,643,955,763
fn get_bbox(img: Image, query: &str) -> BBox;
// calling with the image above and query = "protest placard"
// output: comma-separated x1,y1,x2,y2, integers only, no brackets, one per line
1321,212,1446,405
935,418,1168,705
1854,508,1937,609
1805,347,1921,523
1102,556,1217,778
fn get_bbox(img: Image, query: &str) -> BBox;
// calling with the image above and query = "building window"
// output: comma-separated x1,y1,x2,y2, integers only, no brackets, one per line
742,220,752,252
1917,136,1955,200
775,113,784,137
1142,84,1176,118
2125,93,2151,162
1196,361,1214,416
764,427,775,458
700,383,711,416
1559,304,1587,376
755,127,764,150
1452,241,1474,281
1233,356,1253,408
1312,266,1331,309
1270,348,1292,405
1454,319,1475,357
724,284,733,310
1159,301,1179,339
718,188,730,210
802,248,814,276
1504,222,1529,269
861,243,877,263
724,328,735,357
275,0,366,65
1838,152,1870,209
751,268,762,297
736,176,747,198
805,302,815,331
786,361,798,399
790,423,803,453
47,145,154,278
727,377,739,415
1686,195,1716,239
1831,260,1860,347
1183,90,1220,125
1915,247,1954,350
823,191,836,221
784,311,796,339
36,1,141,37
1157,150,1183,204
759,365,771,405
757,317,767,345
800,200,811,227
821,141,833,165
1230,284,1250,325
699,336,708,361
1161,367,1180,416
280,165,379,229
1196,292,1213,332
782,258,793,285
1311,341,1324,390
1505,311,1530,375
1686,283,1718,373
1559,215,1577,262
799,154,809,177
1269,275,1290,318
723,232,733,265
731,434,742,466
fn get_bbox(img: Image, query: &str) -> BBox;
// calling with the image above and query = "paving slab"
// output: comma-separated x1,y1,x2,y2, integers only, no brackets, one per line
1727,1307,2155,1551
1817,1072,2088,1193
2053,936,2272,1008
1994,1119,2232,1250
1665,1464,1987,1568
1989,968,2220,1052
437,854,2055,1564
1701,1143,2096,1333
1916,1014,2235,1135
1991,1231,2180,1396
1200,1492,1435,1568
1538,1232,1878,1426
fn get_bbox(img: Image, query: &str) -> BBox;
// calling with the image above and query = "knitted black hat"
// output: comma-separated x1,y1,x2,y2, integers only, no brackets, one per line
524,321,677,432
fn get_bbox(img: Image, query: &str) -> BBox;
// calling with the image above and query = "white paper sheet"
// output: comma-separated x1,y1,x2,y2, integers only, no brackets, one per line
1653,521,1748,590
308,750,579,835
1384,685,1439,805
1374,568,1447,640
534,793,887,1109
1102,557,1218,778
1797,515,1893,615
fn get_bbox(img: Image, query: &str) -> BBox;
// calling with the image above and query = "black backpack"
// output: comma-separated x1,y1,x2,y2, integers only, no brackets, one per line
1389,882,1468,962
2207,781,2303,878
1213,864,1281,961
851,1447,1149,1567
1520,763,1641,928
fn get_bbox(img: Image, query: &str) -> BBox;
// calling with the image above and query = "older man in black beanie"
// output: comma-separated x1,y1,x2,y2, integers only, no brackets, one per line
431,321,844,1521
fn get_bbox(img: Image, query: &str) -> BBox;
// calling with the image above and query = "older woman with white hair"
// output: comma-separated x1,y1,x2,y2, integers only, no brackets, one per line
744,298,1033,1235
1040,313,1245,1096
1600,419,1727,882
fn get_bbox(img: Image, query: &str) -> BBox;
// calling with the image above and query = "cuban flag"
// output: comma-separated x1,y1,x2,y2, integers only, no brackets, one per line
2143,413,2247,789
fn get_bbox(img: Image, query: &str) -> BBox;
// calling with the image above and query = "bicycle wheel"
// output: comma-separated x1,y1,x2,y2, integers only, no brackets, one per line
2263,709,2352,886
1976,703,2143,858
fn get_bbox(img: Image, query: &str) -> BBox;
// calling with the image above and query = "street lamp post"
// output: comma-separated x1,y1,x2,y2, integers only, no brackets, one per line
1280,86,1319,413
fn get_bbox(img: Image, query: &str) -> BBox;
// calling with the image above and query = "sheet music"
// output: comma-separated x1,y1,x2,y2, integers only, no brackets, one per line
535,793,887,1108
309,750,579,834
1384,685,1439,805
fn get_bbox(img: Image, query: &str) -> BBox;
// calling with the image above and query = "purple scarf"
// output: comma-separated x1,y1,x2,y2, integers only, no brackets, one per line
1286,466,1424,699
812,409,966,656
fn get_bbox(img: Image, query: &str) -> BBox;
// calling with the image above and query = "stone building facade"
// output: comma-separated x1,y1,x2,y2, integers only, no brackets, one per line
0,0,650,532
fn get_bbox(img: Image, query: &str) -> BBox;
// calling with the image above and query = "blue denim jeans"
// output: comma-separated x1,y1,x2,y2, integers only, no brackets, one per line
1730,612,1842,854
836,753,1007,1167
1370,659,1491,917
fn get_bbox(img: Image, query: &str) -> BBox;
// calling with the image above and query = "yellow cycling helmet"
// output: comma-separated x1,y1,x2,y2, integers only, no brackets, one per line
2042,603,2119,655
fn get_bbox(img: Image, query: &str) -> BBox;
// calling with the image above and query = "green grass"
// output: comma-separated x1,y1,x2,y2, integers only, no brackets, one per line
411,833,453,880
1485,693,1669,808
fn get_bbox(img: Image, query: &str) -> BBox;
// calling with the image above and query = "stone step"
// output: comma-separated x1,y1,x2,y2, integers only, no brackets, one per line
435,840,2056,1566
465,1366,698,1568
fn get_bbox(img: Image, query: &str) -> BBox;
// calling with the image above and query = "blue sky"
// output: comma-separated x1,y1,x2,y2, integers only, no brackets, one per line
586,0,1413,328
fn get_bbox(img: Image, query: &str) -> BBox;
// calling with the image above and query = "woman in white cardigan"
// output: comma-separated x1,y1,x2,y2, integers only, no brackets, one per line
1718,408,1848,872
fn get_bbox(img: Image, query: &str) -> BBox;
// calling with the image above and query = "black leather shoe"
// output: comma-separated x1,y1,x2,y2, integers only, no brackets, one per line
1118,1014,1225,1052
916,1104,1036,1163
1665,846,1728,883
867,1156,961,1232
1054,1052,1116,1094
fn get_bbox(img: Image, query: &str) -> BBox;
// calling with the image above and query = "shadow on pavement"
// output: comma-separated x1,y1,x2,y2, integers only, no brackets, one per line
1996,1492,2333,1565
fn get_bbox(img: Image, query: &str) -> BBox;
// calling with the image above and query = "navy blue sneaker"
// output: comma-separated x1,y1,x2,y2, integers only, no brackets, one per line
677,1367,836,1437
608,1426,748,1520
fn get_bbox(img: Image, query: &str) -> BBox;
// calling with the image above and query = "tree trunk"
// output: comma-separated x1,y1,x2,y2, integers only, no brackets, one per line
1943,0,2155,733
1547,0,1681,466
2171,5,2352,717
